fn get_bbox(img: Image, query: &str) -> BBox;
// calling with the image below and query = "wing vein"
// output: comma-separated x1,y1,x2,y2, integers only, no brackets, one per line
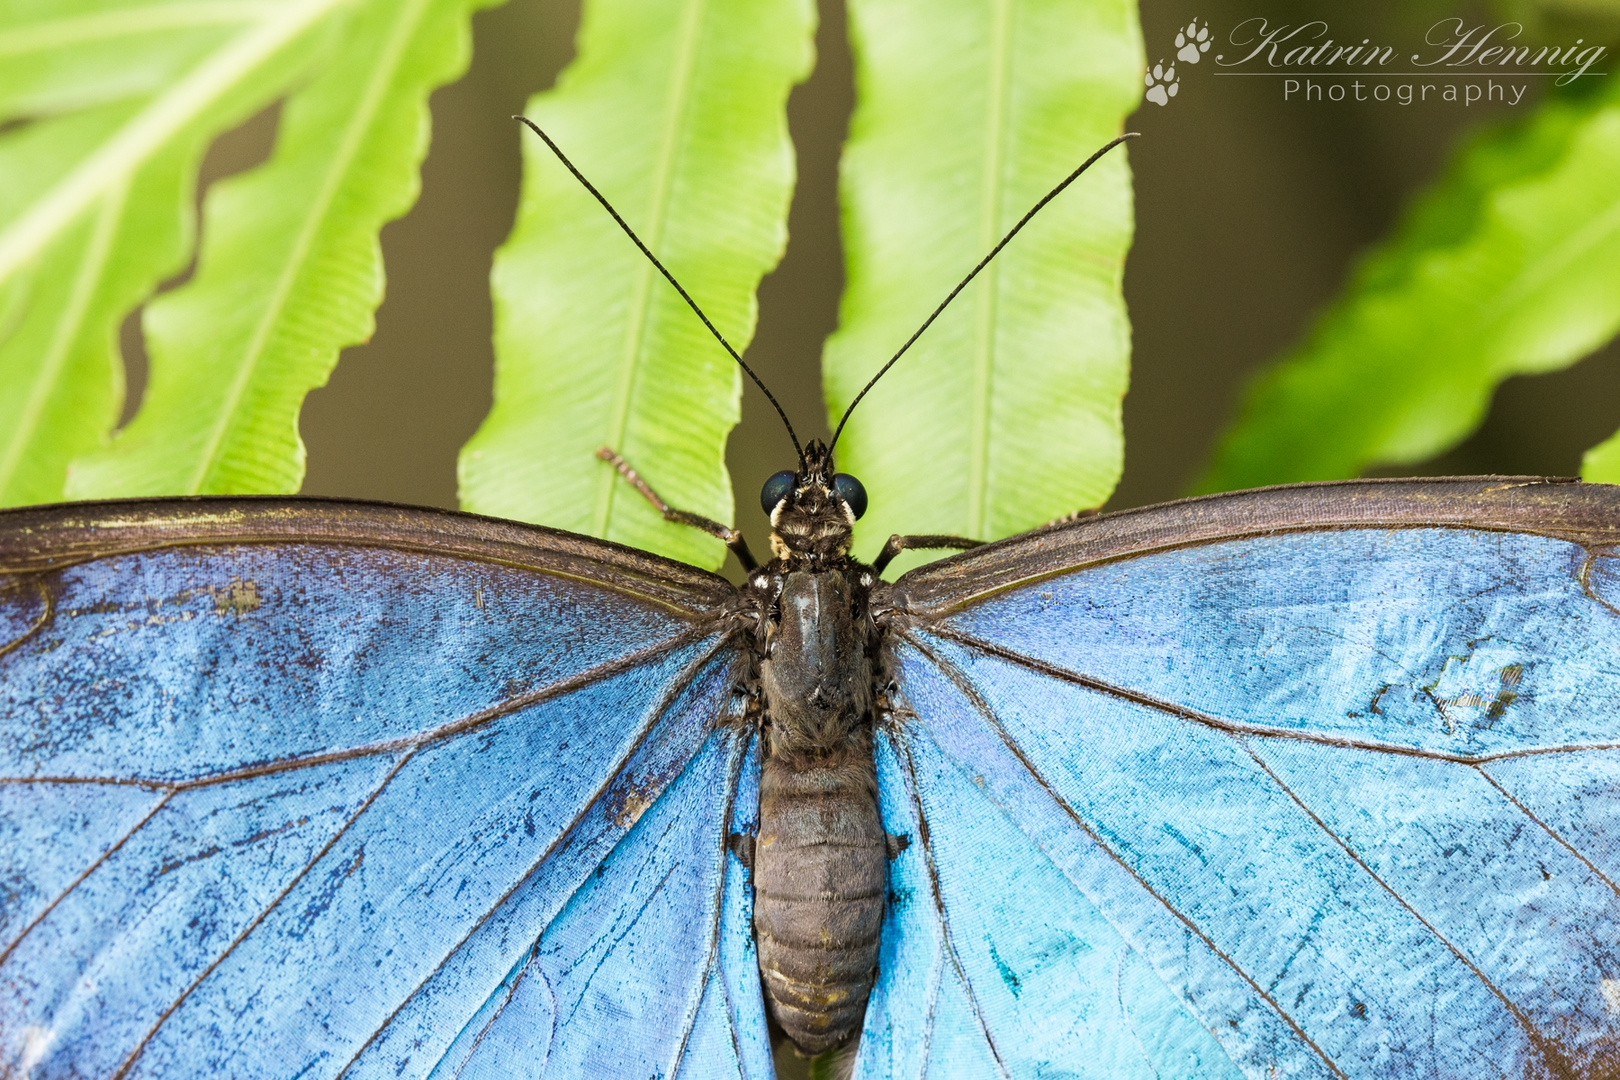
891,730,1012,1080
0,574,52,661
898,630,1348,1079
1241,744,1565,1072
1113,945,1170,1080
436,941,543,1080
559,857,685,1031
331,630,741,1079
0,624,719,790
665,731,750,1080
917,931,945,1080
1475,763,1620,897
110,747,419,1080
0,787,175,968
923,623,1620,765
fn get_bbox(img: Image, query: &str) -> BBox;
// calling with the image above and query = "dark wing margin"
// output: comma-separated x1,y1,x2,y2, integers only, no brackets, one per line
871,477,1620,1079
888,476,1620,614
0,496,733,611
0,497,771,1079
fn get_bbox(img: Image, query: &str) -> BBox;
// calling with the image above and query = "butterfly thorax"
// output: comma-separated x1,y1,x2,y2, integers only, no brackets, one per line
749,443,886,1059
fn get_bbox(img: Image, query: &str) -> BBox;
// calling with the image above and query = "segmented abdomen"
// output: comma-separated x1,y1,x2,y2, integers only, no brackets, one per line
754,755,885,1056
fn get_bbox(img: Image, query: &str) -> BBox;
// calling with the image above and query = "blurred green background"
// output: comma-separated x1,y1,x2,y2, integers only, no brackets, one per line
122,0,1619,543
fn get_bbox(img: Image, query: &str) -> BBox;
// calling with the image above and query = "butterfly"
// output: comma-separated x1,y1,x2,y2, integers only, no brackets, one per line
5,123,1620,1080
7,475,1620,1079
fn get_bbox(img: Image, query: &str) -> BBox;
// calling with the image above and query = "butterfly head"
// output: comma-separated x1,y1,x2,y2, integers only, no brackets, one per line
761,440,867,563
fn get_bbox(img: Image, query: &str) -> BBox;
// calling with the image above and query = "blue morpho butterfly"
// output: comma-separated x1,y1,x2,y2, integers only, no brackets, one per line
3,113,1620,1080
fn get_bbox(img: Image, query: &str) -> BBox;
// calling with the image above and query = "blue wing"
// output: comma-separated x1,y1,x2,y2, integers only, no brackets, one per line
0,499,771,1080
863,478,1620,1079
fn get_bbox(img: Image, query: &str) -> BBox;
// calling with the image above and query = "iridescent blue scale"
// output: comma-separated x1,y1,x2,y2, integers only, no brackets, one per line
4,478,1620,1078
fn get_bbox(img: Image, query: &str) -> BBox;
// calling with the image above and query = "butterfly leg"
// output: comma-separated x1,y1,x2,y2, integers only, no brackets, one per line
872,534,983,574
596,447,760,570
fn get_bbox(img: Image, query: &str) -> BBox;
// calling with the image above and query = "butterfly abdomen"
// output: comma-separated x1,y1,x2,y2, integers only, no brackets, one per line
755,754,885,1056
753,567,884,1056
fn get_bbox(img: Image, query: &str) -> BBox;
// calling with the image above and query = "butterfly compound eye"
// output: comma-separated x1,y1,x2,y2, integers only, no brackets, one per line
761,471,796,514
833,474,867,520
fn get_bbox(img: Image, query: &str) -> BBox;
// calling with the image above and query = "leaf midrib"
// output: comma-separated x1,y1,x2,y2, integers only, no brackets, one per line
186,0,433,492
593,0,708,537
0,2,275,58
0,182,127,493
0,0,346,284
1383,111,1620,407
1485,117,1620,332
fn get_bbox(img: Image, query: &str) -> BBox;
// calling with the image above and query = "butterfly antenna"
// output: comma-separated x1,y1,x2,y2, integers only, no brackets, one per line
515,115,803,458
828,132,1138,454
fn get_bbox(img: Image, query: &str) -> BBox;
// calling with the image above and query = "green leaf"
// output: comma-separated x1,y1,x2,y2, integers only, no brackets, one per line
66,0,494,498
0,0,346,507
1198,82,1620,494
1582,430,1620,481
823,0,1142,573
459,0,814,570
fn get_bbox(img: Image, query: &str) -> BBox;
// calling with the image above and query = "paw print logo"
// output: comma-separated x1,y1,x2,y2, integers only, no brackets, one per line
1144,60,1179,106
1176,19,1211,63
